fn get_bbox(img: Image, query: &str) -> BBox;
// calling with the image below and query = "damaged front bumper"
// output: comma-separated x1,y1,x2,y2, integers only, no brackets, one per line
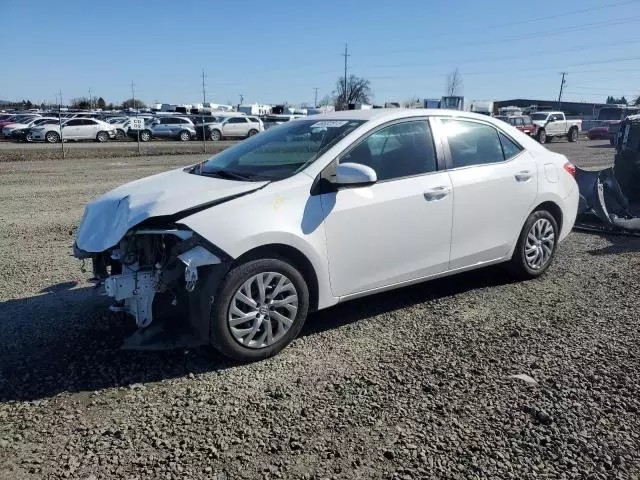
75,228,231,349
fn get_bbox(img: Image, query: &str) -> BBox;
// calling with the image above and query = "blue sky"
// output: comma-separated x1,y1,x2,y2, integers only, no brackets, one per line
2,0,640,106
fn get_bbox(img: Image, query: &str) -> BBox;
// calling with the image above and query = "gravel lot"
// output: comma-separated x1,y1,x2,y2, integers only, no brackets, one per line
1,139,639,479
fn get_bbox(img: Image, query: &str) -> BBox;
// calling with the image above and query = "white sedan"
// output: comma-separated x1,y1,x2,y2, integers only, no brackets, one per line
31,118,117,143
74,109,579,361
2,117,57,138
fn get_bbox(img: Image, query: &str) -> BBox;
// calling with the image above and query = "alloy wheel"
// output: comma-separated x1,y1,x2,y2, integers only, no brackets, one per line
524,218,555,270
228,272,298,349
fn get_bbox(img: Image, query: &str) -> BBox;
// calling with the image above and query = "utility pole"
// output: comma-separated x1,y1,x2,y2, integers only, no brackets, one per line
557,72,567,110
341,43,350,109
314,87,319,108
239,94,244,107
57,89,65,159
88,87,92,110
201,68,207,153
131,80,141,155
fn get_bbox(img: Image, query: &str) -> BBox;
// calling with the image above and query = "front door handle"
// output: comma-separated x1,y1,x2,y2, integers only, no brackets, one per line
424,186,451,201
515,170,532,182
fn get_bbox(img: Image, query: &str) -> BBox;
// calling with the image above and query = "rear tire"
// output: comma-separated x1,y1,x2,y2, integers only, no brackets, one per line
209,258,309,362
96,131,109,143
509,210,558,279
115,129,125,140
139,130,151,142
179,130,191,141
248,129,258,137
567,127,578,142
45,131,60,144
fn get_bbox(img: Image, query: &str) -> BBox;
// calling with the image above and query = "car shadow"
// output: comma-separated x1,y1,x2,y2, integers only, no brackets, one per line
587,232,640,255
587,144,614,149
0,267,515,403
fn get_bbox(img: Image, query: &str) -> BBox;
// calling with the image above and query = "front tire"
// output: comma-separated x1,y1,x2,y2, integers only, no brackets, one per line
210,258,310,362
509,210,558,279
139,130,151,142
210,129,222,141
537,129,546,144
248,129,258,137
45,131,60,143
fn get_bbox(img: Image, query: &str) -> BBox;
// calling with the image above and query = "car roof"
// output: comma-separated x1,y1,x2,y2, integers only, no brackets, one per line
299,108,519,126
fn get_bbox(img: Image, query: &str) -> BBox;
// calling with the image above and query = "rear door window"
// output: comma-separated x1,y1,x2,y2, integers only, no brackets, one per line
441,119,505,168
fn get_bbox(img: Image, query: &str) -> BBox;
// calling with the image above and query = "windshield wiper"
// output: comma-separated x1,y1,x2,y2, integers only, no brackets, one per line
200,169,253,181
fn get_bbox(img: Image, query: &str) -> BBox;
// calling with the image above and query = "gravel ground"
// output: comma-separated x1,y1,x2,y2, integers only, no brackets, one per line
1,140,639,479
0,140,237,162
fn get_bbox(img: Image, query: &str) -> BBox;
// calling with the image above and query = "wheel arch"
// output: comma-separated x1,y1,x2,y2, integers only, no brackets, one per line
231,243,320,312
533,200,563,233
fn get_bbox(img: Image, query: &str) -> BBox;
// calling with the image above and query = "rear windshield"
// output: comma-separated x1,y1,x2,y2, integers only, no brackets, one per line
531,113,549,121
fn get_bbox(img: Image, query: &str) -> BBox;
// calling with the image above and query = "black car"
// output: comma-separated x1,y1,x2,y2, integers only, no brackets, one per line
192,115,224,140
11,127,32,142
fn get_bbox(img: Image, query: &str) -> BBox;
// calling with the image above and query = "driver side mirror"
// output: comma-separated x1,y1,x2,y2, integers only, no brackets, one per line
334,163,377,187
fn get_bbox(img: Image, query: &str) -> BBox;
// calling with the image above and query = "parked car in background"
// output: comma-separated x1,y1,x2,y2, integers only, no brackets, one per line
587,126,610,141
106,116,130,125
31,118,117,143
530,111,582,143
74,109,578,361
208,116,264,140
112,119,132,140
494,115,537,136
131,116,196,142
193,115,225,140
0,114,41,129
4,117,59,141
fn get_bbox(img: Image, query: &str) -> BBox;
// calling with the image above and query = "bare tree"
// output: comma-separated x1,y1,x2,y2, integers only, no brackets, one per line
71,97,91,109
121,98,146,109
334,75,372,109
402,96,420,108
318,94,334,107
446,68,463,96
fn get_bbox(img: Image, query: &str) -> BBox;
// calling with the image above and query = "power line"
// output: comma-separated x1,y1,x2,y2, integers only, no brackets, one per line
487,0,638,28
348,15,640,60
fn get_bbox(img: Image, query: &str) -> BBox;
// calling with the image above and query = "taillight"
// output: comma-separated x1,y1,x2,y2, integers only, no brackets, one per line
563,161,576,178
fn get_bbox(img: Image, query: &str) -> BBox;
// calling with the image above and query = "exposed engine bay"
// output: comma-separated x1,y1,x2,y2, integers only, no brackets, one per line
576,114,640,235
76,228,229,349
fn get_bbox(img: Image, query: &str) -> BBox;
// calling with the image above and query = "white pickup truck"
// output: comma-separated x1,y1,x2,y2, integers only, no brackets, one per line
530,111,582,143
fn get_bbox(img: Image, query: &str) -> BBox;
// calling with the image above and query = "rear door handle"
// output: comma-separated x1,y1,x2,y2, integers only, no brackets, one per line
515,170,532,182
424,186,451,201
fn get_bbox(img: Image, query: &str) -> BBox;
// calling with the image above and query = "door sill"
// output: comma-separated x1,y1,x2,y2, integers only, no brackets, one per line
337,257,509,303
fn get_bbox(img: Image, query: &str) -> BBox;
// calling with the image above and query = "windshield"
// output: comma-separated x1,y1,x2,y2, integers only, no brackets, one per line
531,113,549,121
598,108,623,121
197,119,366,181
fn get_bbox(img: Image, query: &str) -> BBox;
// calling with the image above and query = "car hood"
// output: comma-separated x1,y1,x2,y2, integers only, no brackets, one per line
3,123,28,131
75,168,268,253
